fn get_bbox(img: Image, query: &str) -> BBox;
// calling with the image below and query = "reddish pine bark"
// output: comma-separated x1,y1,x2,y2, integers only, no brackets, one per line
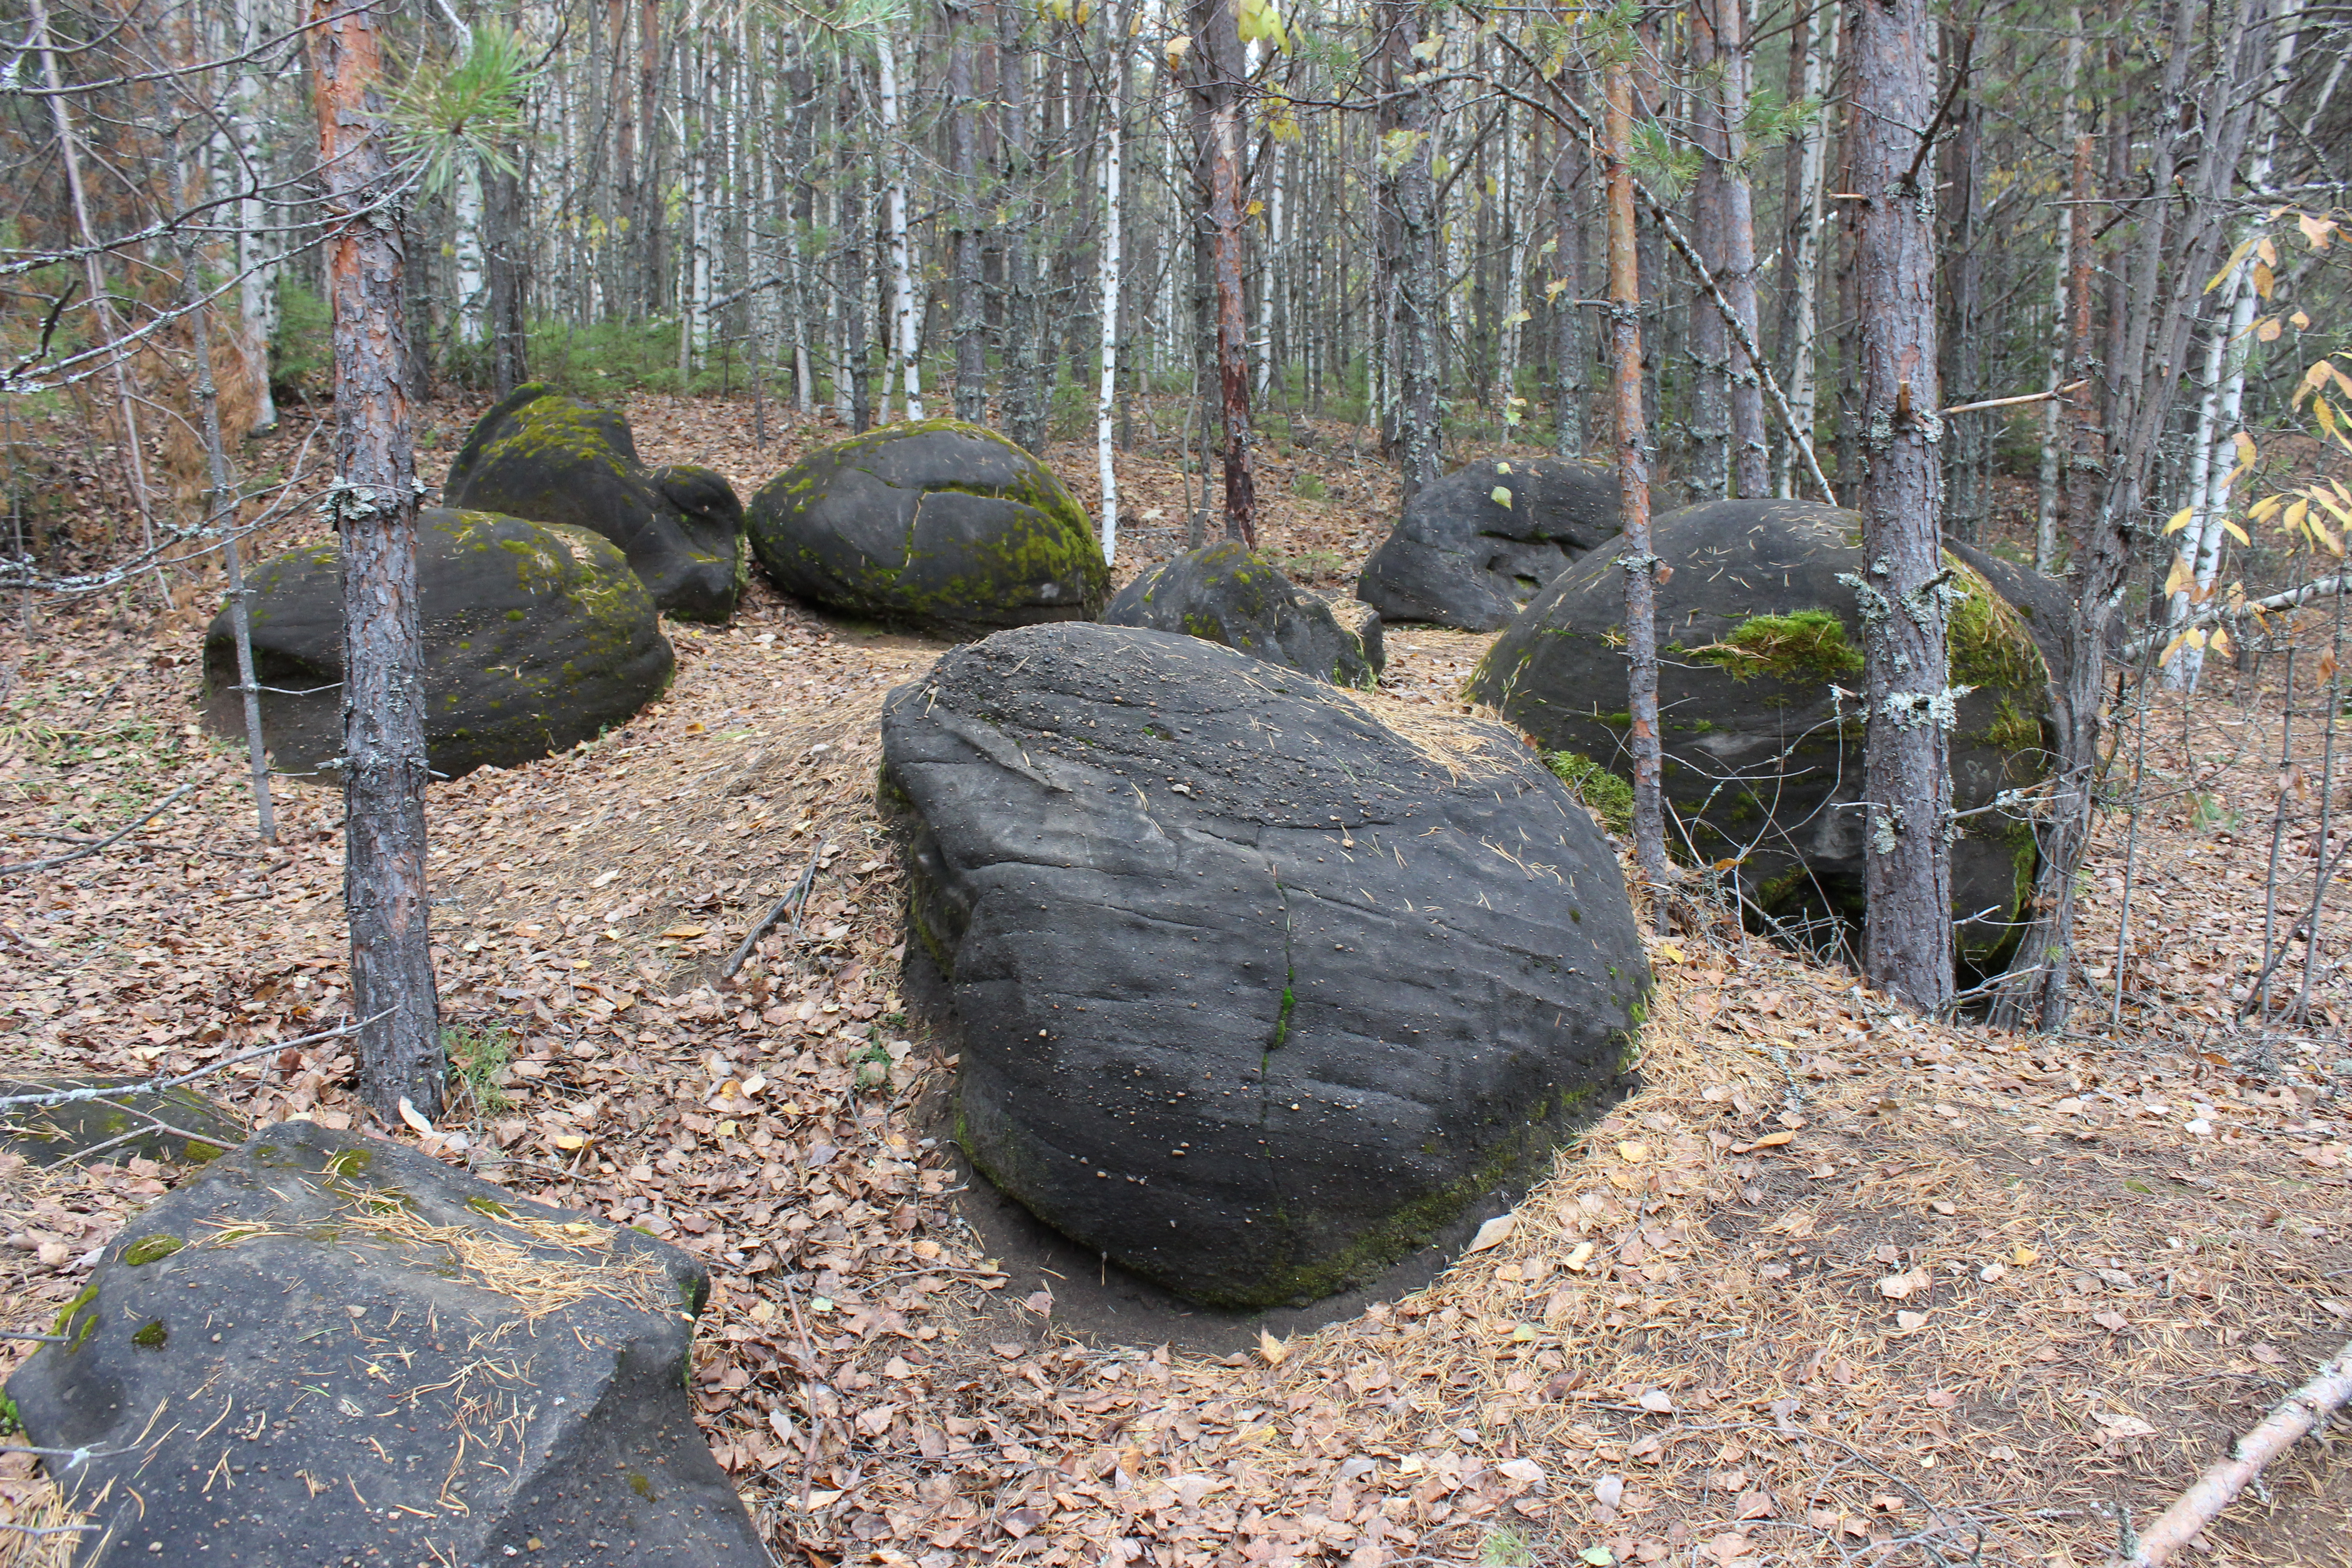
307,0,443,1121
1851,0,1952,1011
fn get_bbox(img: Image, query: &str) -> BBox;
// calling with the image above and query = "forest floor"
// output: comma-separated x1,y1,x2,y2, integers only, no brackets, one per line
2,392,2351,1568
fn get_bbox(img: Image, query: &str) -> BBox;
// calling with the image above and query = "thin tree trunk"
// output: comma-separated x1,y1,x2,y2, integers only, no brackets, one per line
878,32,922,421
1187,0,1256,543
999,4,1044,452
1775,0,1833,499
1852,0,1951,1012
1688,2,1730,503
230,0,280,435
306,0,442,1122
1096,0,1127,564
177,227,275,843
946,2,987,422
1940,87,1984,541
34,0,159,578
1710,0,1768,496
1550,122,1588,459
1373,0,1442,505
1604,43,1669,922
2034,10,2082,573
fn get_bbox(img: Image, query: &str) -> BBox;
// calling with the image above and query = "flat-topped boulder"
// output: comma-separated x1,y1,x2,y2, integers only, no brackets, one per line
746,418,1109,634
1104,540,1380,686
881,622,1646,1308
4,1120,764,1567
446,383,745,622
1467,498,2053,974
1357,456,1621,631
201,507,672,779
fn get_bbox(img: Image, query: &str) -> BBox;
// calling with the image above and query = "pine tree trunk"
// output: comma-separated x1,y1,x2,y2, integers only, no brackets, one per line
1688,3,1730,503
1940,88,1984,542
305,0,443,1122
485,154,529,398
998,6,1045,453
1604,44,1670,922
1186,0,1256,544
1851,0,1952,1013
1774,0,1833,499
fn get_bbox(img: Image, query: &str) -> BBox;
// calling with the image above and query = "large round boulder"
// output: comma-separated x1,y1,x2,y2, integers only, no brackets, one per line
746,418,1109,633
201,508,673,779
1467,499,2052,974
1104,540,1381,686
445,382,745,622
5,1121,764,1567
1357,456,1621,631
880,623,1646,1309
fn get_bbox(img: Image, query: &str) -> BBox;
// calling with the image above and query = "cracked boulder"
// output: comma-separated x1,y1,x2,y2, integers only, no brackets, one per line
1466,499,2053,975
201,507,673,779
3,1120,764,1568
445,382,745,622
746,418,1109,634
1103,540,1381,686
1357,457,1621,631
880,622,1646,1308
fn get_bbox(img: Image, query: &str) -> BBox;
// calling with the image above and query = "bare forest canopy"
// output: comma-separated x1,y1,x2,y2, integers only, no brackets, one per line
3,0,2348,594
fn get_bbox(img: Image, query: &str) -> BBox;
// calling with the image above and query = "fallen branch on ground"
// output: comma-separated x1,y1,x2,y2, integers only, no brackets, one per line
0,781,196,877
0,1010,389,1112
2115,1338,2352,1566
721,851,823,980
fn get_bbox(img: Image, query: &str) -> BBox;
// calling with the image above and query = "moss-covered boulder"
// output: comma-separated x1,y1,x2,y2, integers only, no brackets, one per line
1466,499,2052,975
881,623,1646,1308
745,418,1109,633
201,508,673,779
1357,456,1621,631
1,1079,240,1167
1104,540,1381,686
4,1121,764,1567
445,383,745,622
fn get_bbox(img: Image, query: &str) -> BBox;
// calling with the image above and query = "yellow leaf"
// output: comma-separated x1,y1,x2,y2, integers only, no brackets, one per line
2250,493,2286,523
1544,277,1569,302
2258,235,2279,267
1258,1330,1289,1365
2259,317,2283,343
1751,1129,1795,1148
1652,941,1685,963
2012,1245,2039,1267
553,1133,588,1151
2235,431,2259,468
1491,486,1514,510
2207,234,2259,292
2254,262,2277,298
2293,310,2313,331
1565,1240,1597,1271
2159,632,2191,666
2301,211,2334,250
2222,518,2250,545
2163,507,2195,536
2210,627,2233,659
661,926,707,940
2287,499,2311,535
2163,557,2195,596
1617,1141,1651,1164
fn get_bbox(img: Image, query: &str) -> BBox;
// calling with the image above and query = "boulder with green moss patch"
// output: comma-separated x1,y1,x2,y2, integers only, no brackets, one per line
1357,457,1621,630
1467,499,2053,975
445,383,745,622
1104,540,1380,686
880,623,1645,1308
0,1079,240,1167
746,418,1108,633
3,1120,763,1568
201,508,673,779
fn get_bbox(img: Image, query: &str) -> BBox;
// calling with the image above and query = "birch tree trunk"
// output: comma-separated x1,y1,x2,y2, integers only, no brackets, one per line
1372,0,1442,505
1097,0,1125,564
877,32,923,421
1604,42,1670,920
2034,11,2082,573
305,0,443,1122
230,0,280,435
1710,0,1769,497
1851,0,1952,1012
1774,0,1834,500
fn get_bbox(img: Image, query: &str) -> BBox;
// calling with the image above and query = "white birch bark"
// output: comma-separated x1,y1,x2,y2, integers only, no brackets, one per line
1255,140,1280,401
231,0,280,433
878,31,922,421
1496,109,1524,424
1098,24,1124,564
2163,0,2300,689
